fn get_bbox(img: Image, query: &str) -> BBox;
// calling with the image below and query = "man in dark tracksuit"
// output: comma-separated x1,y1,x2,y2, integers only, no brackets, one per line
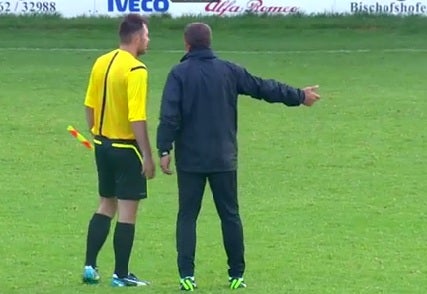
156,23,320,291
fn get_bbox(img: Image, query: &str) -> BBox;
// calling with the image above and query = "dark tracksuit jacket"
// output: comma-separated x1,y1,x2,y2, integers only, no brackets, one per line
156,48,306,173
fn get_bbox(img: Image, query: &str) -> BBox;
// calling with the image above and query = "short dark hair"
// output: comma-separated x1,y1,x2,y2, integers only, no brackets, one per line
184,23,212,49
119,14,148,44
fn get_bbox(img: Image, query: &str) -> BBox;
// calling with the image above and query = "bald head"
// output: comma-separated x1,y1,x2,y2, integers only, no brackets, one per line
184,22,212,50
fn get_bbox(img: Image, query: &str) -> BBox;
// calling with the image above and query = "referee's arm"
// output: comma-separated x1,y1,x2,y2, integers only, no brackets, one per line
157,70,182,156
84,66,98,134
128,66,152,159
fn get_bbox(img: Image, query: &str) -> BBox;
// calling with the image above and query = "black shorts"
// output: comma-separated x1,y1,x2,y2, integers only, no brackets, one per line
93,136,147,200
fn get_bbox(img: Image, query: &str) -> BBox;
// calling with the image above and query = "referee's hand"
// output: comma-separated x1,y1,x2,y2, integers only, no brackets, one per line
302,85,320,106
143,157,156,179
160,155,173,175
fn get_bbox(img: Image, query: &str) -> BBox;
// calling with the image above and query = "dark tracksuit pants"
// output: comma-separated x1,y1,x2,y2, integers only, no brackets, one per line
176,170,245,278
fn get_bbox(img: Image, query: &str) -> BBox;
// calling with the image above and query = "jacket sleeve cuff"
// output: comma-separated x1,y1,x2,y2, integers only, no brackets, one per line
299,89,306,104
158,150,170,158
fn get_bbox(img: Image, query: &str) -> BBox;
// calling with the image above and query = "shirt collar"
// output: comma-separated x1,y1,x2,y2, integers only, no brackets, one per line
180,48,216,62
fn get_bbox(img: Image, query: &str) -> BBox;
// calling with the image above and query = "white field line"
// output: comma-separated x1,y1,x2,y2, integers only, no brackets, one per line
0,47,426,54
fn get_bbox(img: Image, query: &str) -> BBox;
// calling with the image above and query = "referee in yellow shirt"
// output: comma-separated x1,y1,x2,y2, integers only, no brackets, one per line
81,14,155,287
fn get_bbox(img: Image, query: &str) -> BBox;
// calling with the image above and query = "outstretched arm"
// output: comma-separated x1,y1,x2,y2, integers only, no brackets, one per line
233,64,320,106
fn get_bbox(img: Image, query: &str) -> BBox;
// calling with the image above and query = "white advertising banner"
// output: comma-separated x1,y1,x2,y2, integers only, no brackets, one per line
95,0,336,17
0,0,426,17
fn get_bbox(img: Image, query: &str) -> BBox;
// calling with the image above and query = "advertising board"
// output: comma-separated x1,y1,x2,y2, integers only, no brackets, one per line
0,0,426,17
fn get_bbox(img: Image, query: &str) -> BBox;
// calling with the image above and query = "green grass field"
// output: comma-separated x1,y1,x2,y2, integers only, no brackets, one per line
0,14,426,293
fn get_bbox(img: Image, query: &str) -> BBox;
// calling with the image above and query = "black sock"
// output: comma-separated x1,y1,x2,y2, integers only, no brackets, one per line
113,222,135,278
84,213,112,268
